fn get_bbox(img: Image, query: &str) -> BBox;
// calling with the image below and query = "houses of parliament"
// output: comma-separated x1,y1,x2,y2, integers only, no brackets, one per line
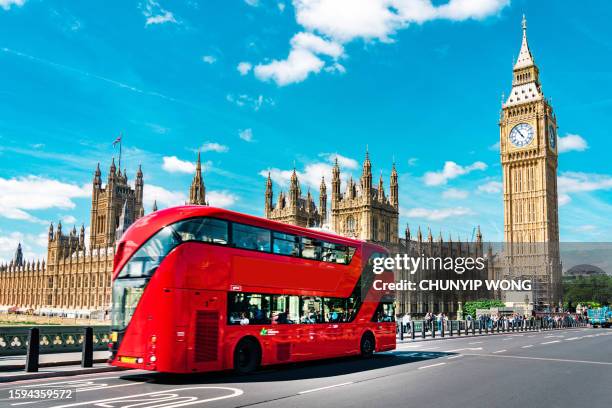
0,16,562,316
0,153,207,313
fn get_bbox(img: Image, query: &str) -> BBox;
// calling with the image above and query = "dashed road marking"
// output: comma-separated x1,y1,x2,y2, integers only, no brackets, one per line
541,340,561,345
492,349,507,354
468,341,483,345
565,337,580,341
521,345,533,348
418,362,446,370
299,382,354,394
447,355,463,359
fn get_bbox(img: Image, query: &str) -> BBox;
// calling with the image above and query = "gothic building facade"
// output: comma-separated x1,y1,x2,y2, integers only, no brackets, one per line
265,152,399,248
0,152,206,313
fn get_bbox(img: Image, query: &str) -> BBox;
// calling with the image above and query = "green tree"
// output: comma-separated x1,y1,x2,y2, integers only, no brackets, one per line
464,299,506,318
563,275,612,306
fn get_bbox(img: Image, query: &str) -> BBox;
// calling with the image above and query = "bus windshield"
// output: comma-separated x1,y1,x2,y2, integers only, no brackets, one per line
112,217,229,329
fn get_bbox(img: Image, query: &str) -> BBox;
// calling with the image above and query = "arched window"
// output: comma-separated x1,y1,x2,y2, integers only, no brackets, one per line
372,217,378,241
346,216,356,236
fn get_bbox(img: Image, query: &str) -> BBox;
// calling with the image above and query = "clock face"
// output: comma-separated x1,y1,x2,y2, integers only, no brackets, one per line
509,123,535,148
548,124,556,149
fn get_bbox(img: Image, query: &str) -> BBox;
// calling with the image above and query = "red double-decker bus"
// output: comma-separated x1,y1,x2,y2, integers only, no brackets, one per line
109,206,396,374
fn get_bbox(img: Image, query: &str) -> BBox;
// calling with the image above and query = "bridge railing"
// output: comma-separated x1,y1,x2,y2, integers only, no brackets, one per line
0,325,110,356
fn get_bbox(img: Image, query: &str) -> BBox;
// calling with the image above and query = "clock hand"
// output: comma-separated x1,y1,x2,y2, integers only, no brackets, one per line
516,129,525,139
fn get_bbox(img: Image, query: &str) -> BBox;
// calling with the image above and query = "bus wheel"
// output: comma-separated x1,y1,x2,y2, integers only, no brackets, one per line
360,332,375,358
233,338,261,374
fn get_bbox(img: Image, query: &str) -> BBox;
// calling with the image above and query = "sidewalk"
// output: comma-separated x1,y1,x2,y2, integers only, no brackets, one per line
0,351,126,382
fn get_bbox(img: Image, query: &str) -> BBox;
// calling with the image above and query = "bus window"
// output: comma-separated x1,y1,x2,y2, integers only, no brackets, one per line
117,226,180,279
227,293,271,325
300,296,324,323
174,218,228,244
270,295,299,324
301,237,322,260
372,303,396,323
272,232,299,256
321,242,355,265
324,298,347,322
232,223,271,252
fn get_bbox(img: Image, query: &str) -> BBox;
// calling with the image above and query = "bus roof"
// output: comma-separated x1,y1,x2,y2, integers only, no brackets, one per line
114,206,388,274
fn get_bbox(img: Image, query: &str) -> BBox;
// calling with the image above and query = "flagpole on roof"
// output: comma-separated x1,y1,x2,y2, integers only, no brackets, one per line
119,132,122,171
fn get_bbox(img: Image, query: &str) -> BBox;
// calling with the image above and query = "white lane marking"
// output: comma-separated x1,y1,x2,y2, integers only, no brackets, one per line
502,338,513,341
565,337,580,341
48,387,243,408
398,344,423,348
492,349,507,354
521,345,533,349
468,341,483,345
299,382,354,394
423,347,440,350
447,355,463,359
443,347,482,353
541,340,561,345
462,353,612,366
418,362,446,370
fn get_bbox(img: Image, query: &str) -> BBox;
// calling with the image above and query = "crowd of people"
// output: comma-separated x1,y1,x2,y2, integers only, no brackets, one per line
396,311,588,333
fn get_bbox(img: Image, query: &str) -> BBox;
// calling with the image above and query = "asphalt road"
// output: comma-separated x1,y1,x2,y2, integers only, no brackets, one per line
0,328,610,408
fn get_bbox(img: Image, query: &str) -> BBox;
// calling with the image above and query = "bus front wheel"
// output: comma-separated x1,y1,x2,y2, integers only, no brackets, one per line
360,332,375,358
233,338,261,374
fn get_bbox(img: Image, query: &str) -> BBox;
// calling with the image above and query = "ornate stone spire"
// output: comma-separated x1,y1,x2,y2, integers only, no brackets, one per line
188,151,206,205
13,243,23,267
514,14,534,69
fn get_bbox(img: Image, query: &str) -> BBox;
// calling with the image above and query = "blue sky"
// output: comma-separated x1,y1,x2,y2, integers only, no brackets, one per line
1,0,611,262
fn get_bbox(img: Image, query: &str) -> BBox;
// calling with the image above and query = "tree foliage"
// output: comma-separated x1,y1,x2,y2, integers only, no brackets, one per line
563,275,612,306
464,299,506,318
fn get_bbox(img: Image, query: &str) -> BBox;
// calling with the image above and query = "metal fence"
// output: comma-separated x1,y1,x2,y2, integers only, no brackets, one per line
397,318,588,340
0,326,111,356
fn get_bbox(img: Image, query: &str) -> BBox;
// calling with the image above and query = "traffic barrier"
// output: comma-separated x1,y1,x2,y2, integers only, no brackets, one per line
81,327,93,368
431,321,435,338
411,323,416,340
25,328,39,373
464,322,469,336
441,321,445,337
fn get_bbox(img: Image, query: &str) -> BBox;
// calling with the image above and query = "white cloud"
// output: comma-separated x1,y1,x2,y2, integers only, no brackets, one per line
318,152,358,169
226,93,274,111
162,156,195,174
489,141,500,151
239,128,254,142
558,193,571,206
478,180,503,194
62,215,77,224
404,206,473,221
407,157,418,166
201,142,229,153
260,162,332,190
574,224,597,233
237,62,253,75
558,172,612,194
202,55,217,64
254,32,344,86
207,191,239,207
0,176,89,223
244,0,259,6
143,184,186,209
143,0,177,26
557,171,612,206
253,0,509,84
0,0,25,11
278,2,286,12
558,133,588,153
423,161,487,186
442,188,468,200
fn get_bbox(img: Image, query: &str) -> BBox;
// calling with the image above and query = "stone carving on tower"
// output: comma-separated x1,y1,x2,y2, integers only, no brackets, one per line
265,169,322,227
90,159,144,247
188,151,207,205
499,16,562,306
331,151,399,247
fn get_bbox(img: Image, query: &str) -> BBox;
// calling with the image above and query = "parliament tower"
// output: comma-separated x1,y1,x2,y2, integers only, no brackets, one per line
499,16,562,305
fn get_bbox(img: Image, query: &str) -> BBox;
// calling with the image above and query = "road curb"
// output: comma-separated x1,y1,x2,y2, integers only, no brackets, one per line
0,366,128,383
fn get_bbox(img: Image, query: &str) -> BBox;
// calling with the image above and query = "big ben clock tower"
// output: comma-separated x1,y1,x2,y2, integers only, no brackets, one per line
499,16,562,306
